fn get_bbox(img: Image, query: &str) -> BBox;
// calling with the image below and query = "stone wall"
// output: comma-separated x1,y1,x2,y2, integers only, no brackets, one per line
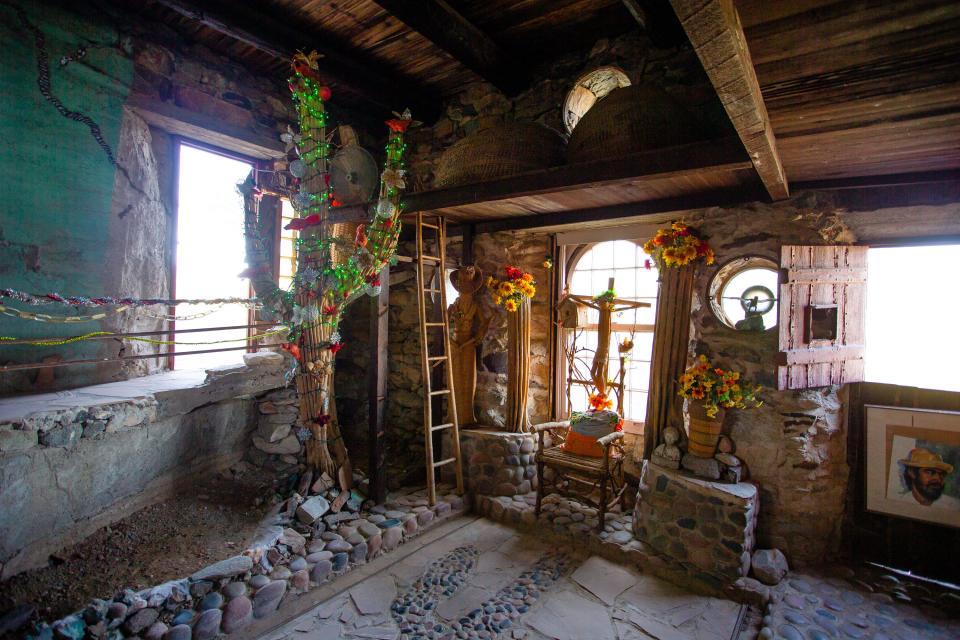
633,461,758,589
678,193,960,567
445,429,539,497
404,31,725,193
0,0,375,393
0,360,288,579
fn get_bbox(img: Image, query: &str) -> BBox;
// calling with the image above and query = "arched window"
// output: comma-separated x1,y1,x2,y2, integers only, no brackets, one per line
562,240,658,430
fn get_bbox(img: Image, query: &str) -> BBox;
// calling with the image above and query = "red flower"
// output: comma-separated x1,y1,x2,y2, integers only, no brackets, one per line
331,199,342,208
285,214,321,231
319,86,332,101
505,266,523,280
365,274,380,286
281,343,301,361
644,259,652,270
385,118,412,133
316,413,331,426
329,342,344,354
322,305,338,315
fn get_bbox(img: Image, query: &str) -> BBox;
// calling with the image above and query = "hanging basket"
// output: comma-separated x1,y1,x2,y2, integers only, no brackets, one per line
435,119,565,188
687,402,724,458
567,84,704,164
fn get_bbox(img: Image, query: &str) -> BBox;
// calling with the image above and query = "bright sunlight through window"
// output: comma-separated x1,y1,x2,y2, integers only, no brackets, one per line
865,245,960,392
174,144,254,370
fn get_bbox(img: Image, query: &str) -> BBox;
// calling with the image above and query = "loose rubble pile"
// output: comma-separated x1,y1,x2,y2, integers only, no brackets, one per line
16,481,465,640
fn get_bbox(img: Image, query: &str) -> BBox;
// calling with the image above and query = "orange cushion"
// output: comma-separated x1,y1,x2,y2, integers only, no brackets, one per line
562,429,605,457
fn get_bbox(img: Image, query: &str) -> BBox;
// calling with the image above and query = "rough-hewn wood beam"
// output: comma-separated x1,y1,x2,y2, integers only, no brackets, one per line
371,0,526,94
670,0,789,199
151,0,441,121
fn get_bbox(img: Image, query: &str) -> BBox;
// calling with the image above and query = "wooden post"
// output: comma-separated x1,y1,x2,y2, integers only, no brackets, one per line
367,264,389,504
641,266,695,460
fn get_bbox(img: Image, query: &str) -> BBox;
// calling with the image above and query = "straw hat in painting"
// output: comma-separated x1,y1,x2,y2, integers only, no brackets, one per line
899,448,954,474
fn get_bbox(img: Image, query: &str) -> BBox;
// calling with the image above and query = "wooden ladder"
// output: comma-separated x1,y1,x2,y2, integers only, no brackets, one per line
415,212,464,505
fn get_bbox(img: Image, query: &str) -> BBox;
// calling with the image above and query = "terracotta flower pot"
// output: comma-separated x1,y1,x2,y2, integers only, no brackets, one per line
687,402,724,458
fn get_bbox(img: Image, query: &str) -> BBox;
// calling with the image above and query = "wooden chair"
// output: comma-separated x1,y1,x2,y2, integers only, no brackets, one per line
533,421,626,532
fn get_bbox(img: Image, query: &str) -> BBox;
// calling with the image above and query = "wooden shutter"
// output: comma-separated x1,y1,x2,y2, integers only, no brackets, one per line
777,245,867,390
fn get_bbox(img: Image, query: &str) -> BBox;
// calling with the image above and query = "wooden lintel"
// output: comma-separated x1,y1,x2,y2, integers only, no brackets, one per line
670,0,789,200
151,0,441,121
403,137,751,214
451,186,768,235
371,0,526,95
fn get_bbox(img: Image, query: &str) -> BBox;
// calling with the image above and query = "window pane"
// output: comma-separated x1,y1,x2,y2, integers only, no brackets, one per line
563,240,658,421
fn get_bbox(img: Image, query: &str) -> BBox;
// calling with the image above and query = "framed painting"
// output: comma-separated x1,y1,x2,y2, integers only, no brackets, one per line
865,405,960,528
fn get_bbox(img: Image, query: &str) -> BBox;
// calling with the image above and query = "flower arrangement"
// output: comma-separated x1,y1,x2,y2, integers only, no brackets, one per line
643,222,714,269
486,265,536,312
677,355,762,418
588,391,614,411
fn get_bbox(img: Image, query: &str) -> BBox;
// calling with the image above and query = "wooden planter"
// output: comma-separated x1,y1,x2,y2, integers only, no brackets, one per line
687,403,724,458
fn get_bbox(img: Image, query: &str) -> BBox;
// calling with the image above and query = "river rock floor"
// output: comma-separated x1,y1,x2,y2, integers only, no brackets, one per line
252,518,747,640
0,471,270,622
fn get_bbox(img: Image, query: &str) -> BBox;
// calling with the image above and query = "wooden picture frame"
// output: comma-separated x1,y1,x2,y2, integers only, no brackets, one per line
865,405,960,528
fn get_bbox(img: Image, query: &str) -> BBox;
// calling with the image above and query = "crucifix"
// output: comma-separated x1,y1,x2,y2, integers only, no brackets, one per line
567,277,649,404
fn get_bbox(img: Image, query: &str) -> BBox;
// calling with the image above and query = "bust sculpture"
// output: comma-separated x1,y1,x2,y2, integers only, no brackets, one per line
651,426,682,469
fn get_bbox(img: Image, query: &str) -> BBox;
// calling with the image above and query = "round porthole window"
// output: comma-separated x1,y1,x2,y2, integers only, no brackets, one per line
708,256,779,331
562,66,631,134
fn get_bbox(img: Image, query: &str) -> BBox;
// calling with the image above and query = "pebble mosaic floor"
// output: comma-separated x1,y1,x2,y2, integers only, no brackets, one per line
257,518,746,640
763,571,960,640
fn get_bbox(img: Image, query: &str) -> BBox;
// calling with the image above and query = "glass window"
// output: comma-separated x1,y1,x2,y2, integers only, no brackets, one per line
562,240,658,429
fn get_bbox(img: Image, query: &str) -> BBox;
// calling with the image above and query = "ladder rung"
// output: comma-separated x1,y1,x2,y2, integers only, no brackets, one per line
421,255,441,262
420,222,439,230
429,389,451,396
428,356,447,361
425,322,445,327
430,423,454,432
432,457,457,468
423,288,441,293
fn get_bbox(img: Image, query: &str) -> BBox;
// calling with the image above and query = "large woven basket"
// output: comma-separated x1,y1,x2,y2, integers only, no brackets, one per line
567,84,704,164
435,119,565,188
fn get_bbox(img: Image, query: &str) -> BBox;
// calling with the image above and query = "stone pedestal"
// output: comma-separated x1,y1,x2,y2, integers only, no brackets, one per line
442,428,538,496
633,460,758,589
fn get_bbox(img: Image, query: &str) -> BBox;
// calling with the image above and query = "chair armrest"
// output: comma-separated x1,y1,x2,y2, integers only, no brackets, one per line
532,421,570,433
597,431,625,448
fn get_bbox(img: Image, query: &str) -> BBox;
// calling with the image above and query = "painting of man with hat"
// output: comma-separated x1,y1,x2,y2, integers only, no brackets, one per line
893,446,960,510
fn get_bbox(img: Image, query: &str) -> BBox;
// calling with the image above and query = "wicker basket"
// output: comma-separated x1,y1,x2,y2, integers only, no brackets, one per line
435,119,565,188
567,84,704,164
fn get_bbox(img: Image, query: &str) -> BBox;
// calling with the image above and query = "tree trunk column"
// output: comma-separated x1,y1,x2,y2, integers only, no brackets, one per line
506,297,531,432
641,265,695,459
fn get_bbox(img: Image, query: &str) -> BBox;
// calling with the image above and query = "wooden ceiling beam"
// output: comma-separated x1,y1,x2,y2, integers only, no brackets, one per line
670,0,789,200
370,0,527,95
150,0,442,121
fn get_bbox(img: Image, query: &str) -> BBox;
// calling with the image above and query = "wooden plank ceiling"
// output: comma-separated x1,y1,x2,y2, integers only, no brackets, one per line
736,0,960,182
121,0,960,226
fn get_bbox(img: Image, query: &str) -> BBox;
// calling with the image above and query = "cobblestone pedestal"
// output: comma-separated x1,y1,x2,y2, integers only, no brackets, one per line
443,428,538,497
633,460,758,588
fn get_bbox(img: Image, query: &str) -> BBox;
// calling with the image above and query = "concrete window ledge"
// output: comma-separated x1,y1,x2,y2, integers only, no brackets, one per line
0,354,291,579
0,356,291,451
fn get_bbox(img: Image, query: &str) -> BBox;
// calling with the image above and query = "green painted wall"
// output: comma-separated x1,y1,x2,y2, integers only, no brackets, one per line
0,1,133,388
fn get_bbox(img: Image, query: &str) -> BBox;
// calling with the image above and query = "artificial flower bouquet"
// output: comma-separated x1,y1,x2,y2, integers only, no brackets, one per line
677,355,762,418
486,265,536,312
642,221,714,269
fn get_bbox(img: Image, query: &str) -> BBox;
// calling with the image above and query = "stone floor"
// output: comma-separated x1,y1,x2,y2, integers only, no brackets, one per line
762,569,960,640
251,517,747,640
